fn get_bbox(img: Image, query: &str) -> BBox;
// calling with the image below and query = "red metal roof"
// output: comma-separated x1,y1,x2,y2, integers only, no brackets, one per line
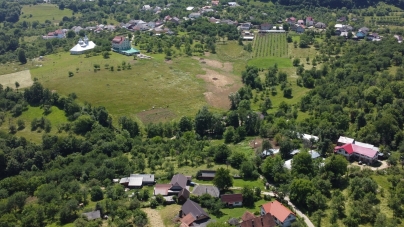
262,201,294,222
334,143,377,158
221,194,243,203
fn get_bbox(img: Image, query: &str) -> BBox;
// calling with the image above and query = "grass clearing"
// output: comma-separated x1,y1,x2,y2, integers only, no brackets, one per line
248,57,292,69
21,4,78,23
0,106,69,143
30,52,208,123
211,199,270,223
159,204,181,227
0,70,33,89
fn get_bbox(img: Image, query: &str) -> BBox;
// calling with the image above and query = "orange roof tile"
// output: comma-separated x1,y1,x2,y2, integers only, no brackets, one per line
261,200,294,222
241,211,255,221
181,213,196,226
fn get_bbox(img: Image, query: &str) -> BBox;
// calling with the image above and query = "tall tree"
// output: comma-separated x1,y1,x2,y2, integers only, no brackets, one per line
212,167,233,190
18,49,27,64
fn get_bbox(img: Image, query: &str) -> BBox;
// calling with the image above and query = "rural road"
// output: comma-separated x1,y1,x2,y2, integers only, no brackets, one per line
262,192,314,227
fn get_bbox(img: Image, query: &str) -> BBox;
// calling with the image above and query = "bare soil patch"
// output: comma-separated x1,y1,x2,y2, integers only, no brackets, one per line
143,208,165,227
137,108,176,124
193,57,233,72
196,68,242,109
0,70,33,89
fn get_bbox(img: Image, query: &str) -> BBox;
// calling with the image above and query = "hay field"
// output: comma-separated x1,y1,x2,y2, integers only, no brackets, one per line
0,70,33,89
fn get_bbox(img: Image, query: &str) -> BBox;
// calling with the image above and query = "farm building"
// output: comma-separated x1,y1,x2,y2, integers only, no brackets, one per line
192,185,220,197
70,35,96,55
221,194,243,207
197,170,216,180
118,174,155,188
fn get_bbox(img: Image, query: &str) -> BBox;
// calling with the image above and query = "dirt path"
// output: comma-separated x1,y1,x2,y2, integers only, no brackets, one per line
143,208,165,227
350,160,389,171
0,70,33,89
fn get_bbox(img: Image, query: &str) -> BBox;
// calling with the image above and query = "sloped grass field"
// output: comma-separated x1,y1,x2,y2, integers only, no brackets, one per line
0,106,69,143
30,52,208,123
21,4,78,23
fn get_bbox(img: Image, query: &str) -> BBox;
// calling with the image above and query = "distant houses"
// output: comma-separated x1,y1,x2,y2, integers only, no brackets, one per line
43,29,66,39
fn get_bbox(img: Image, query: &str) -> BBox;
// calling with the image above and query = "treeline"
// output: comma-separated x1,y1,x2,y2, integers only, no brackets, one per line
277,0,404,9
0,0,21,23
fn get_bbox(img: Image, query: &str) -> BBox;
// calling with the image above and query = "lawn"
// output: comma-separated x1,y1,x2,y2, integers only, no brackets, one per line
211,199,270,223
30,52,208,124
21,4,78,23
159,204,182,227
247,57,292,69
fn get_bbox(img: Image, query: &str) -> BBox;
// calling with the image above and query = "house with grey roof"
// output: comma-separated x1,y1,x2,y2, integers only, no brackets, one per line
179,199,210,226
189,12,201,19
83,210,101,220
170,174,188,191
118,174,155,188
192,185,220,198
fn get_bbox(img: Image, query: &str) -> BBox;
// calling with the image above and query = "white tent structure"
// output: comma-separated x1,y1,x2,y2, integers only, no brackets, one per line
70,35,96,55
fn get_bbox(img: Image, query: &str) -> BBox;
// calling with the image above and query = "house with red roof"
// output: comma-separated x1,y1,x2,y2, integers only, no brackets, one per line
334,143,378,164
285,17,296,24
221,194,243,207
260,200,296,227
305,17,314,26
112,36,131,51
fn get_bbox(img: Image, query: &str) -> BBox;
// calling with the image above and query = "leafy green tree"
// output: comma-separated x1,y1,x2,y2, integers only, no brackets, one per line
292,152,314,177
73,115,95,135
324,155,348,185
179,116,193,132
214,144,231,164
194,106,213,136
212,167,233,190
261,155,289,183
229,150,246,169
289,178,315,207
18,49,27,64
223,126,235,143
239,159,259,180
91,186,103,201
241,186,255,207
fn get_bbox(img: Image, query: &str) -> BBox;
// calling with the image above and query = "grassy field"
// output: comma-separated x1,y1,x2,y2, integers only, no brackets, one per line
30,52,208,124
0,106,69,143
253,33,288,58
21,4,78,23
247,57,292,69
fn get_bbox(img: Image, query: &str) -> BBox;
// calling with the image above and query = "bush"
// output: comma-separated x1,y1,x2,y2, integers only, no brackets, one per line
68,71,74,77
17,119,25,130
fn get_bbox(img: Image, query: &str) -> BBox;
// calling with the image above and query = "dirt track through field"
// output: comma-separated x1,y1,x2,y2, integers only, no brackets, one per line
0,70,33,89
143,208,165,227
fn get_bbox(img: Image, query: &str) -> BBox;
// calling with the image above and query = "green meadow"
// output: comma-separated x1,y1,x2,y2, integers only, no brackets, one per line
21,4,78,23
247,57,292,69
30,52,208,123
